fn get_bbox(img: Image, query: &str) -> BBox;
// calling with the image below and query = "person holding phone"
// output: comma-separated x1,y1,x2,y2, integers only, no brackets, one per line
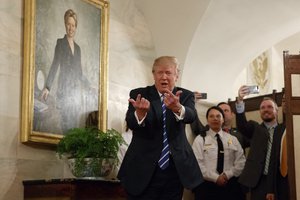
235,85,286,200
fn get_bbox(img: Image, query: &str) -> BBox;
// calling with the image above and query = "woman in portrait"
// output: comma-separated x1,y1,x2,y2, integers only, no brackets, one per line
40,9,91,134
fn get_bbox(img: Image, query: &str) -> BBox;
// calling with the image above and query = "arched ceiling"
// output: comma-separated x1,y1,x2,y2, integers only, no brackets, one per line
133,0,211,65
134,0,300,102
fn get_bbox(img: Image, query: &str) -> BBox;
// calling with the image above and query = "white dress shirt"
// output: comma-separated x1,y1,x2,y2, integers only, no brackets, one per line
135,91,185,124
192,128,246,183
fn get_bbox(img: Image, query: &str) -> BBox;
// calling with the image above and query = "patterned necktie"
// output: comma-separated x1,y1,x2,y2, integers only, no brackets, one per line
264,127,274,175
280,130,288,177
158,96,170,169
216,133,224,174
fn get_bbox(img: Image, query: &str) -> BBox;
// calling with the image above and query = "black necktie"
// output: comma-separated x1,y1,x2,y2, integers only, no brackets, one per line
216,133,224,174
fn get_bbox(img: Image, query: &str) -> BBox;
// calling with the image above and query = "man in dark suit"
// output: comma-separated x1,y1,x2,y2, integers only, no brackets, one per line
117,56,204,200
235,85,286,200
217,102,250,151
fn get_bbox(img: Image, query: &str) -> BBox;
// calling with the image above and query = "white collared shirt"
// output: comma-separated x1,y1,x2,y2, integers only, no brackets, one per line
192,128,246,183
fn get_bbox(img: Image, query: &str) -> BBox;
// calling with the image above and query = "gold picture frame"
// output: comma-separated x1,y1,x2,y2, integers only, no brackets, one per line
21,0,109,144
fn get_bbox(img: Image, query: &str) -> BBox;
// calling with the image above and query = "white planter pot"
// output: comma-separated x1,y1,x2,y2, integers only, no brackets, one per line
68,158,116,178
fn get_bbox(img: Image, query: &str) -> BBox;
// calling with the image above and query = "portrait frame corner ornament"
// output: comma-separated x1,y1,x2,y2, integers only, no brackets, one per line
21,0,109,145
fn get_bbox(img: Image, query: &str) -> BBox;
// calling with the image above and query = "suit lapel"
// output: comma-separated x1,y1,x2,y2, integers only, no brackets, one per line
149,86,181,133
274,124,285,143
260,123,270,138
149,86,178,128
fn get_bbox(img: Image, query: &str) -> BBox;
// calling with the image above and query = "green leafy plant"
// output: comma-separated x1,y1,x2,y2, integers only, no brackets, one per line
56,127,126,177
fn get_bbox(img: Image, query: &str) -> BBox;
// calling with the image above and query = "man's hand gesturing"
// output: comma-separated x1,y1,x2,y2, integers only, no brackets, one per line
129,94,150,120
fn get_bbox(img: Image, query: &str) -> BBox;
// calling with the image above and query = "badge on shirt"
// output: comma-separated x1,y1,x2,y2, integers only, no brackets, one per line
227,138,232,146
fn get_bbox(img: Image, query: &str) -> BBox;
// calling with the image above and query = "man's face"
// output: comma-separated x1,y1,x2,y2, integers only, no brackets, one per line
218,104,233,125
260,99,277,122
153,62,178,94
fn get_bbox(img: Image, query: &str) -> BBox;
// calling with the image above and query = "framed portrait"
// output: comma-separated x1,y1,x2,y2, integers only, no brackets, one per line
21,0,109,144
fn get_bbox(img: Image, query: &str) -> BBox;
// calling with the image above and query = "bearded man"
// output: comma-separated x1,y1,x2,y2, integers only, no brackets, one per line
235,85,285,200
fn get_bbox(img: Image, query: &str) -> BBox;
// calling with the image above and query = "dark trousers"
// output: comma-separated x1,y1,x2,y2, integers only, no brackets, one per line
276,175,290,200
127,158,183,200
250,175,269,200
194,177,245,200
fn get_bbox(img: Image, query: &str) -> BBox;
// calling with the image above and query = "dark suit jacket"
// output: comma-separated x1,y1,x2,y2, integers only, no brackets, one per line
117,85,204,196
236,112,285,189
44,35,91,133
230,128,250,151
46,34,84,98
190,113,207,135
268,128,289,199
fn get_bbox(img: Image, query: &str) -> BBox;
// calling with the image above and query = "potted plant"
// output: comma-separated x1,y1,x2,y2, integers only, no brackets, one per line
56,127,126,178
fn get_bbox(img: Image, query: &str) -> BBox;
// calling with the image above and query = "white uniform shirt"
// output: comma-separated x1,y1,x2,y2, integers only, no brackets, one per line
192,128,246,183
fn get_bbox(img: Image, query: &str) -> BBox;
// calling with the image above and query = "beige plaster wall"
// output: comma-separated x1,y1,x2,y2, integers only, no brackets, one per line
0,0,155,199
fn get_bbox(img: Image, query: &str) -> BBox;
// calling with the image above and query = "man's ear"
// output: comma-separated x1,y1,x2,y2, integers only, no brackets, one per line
175,73,179,81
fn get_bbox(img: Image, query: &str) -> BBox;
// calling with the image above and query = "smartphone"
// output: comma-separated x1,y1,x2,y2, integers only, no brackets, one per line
248,85,259,94
198,93,207,99
194,92,207,99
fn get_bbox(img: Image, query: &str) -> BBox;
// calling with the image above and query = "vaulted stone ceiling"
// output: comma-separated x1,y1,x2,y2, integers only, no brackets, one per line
134,0,300,102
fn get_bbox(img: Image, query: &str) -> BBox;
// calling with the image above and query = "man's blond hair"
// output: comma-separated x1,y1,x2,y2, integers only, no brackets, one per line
152,56,180,74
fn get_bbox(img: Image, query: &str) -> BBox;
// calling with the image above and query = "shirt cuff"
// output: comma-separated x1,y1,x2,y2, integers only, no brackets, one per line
211,173,220,183
134,111,147,125
174,105,185,120
223,171,233,180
